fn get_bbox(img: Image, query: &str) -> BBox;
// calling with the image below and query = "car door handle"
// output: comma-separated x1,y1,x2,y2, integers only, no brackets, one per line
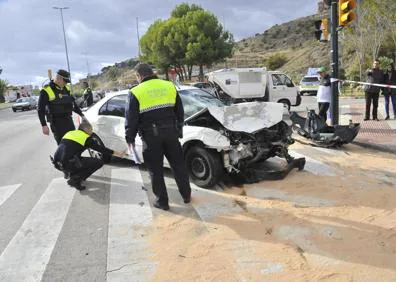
273,86,277,89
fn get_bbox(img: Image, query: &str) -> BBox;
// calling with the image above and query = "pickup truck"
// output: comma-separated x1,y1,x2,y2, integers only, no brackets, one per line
206,68,301,110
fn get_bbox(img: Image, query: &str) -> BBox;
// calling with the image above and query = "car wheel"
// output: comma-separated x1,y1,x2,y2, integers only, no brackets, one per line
278,99,291,111
185,146,223,188
12,108,16,112
88,133,112,163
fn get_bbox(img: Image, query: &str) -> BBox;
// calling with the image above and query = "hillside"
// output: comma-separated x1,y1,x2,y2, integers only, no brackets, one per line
222,15,332,81
79,14,332,91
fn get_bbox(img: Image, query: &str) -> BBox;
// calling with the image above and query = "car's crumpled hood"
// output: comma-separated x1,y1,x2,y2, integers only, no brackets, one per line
186,101,284,133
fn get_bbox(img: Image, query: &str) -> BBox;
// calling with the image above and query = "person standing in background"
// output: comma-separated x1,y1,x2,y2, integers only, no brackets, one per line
364,60,384,121
383,63,396,120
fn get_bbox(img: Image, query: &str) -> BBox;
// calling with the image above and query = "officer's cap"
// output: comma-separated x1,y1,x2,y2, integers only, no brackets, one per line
57,69,71,83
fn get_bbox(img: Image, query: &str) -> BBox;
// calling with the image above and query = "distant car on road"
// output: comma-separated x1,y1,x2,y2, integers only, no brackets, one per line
12,97,36,112
299,75,320,96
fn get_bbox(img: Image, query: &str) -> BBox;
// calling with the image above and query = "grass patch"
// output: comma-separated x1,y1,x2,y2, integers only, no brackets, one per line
0,103,12,110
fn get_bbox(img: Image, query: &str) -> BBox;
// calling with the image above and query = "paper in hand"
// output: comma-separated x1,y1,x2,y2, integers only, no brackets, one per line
128,143,141,164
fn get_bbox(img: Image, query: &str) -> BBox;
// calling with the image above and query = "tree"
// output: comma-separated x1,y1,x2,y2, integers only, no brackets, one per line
0,79,8,103
183,8,234,80
140,3,234,81
342,0,395,80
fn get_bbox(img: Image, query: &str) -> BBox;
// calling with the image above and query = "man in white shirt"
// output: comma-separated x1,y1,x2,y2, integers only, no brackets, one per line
316,67,331,122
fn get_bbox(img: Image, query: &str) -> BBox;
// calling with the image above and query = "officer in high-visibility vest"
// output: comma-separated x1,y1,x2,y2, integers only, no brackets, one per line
52,119,124,190
125,63,191,211
82,81,94,107
37,69,85,144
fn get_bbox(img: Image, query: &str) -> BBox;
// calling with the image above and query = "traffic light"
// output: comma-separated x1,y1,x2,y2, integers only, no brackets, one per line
314,19,330,42
338,0,357,27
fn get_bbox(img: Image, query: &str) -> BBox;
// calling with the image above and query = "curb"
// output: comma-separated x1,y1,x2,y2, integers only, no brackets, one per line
352,141,396,154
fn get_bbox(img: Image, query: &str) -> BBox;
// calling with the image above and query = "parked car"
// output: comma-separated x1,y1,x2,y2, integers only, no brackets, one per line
299,75,320,96
80,85,298,188
11,97,36,112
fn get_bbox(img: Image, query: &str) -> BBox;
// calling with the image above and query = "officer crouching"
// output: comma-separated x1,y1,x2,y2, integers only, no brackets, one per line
125,63,191,211
52,120,124,190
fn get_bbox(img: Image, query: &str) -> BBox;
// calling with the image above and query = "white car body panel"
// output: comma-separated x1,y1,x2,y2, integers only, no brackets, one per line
82,86,287,168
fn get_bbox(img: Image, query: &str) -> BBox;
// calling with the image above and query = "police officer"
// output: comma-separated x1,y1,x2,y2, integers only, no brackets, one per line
52,119,124,190
38,69,85,144
82,81,94,107
125,63,191,210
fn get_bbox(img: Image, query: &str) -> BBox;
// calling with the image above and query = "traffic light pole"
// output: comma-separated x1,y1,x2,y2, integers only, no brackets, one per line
330,0,339,125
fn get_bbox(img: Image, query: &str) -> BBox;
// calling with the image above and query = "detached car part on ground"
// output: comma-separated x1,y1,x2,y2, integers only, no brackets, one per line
290,109,360,148
81,86,305,189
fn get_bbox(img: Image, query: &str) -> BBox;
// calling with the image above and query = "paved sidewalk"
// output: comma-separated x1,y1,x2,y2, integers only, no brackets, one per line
341,102,396,153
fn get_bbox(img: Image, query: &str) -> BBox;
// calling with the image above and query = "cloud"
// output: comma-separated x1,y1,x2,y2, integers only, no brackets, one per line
0,0,317,85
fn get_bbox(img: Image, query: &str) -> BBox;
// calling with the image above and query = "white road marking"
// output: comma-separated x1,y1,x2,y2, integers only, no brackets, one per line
0,184,21,207
0,178,75,282
107,168,157,281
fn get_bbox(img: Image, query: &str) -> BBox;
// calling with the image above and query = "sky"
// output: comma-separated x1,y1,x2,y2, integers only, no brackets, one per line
0,0,317,86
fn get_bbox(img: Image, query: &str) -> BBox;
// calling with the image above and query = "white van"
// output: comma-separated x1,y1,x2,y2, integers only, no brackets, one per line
206,68,301,110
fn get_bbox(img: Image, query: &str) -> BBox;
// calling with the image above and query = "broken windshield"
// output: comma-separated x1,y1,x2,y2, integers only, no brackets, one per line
179,88,225,118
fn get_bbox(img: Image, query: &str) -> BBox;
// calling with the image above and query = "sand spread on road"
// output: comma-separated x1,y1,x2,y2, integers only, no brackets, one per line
147,144,396,281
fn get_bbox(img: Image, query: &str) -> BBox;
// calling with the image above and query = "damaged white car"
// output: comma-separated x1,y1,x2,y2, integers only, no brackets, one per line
82,85,304,188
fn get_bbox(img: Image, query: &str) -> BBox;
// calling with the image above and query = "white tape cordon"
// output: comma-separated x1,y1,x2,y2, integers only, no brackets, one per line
330,78,396,89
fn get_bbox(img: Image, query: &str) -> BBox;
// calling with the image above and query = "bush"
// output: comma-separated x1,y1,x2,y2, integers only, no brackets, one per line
0,79,8,103
265,53,288,70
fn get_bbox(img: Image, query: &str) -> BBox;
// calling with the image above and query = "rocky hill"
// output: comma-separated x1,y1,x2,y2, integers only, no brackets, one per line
223,15,332,82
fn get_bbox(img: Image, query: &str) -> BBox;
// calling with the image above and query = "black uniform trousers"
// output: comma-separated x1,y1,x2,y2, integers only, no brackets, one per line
50,116,75,144
365,92,379,119
318,102,330,121
141,126,191,205
57,156,104,182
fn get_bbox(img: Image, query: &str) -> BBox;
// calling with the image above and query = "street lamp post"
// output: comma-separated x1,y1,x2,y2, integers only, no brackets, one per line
53,6,73,92
81,51,90,84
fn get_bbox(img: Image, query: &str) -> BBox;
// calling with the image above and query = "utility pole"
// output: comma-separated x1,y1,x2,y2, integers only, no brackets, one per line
53,6,73,93
330,0,339,125
136,17,141,61
81,51,90,84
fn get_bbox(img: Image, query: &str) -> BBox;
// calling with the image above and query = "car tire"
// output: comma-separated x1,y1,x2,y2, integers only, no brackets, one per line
185,146,223,188
278,99,291,111
12,108,16,112
88,133,112,163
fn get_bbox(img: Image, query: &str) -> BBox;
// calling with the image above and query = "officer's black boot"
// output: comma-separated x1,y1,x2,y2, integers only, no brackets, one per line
153,200,169,211
67,177,86,190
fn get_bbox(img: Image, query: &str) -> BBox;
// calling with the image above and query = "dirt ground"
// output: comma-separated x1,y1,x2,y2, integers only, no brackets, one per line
146,144,396,281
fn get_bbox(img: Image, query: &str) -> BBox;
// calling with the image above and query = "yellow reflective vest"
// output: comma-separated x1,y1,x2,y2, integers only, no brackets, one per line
62,130,90,146
43,84,71,101
130,79,177,113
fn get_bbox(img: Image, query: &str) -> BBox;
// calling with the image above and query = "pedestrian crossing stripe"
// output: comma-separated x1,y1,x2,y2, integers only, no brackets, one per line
0,184,21,208
0,179,75,282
